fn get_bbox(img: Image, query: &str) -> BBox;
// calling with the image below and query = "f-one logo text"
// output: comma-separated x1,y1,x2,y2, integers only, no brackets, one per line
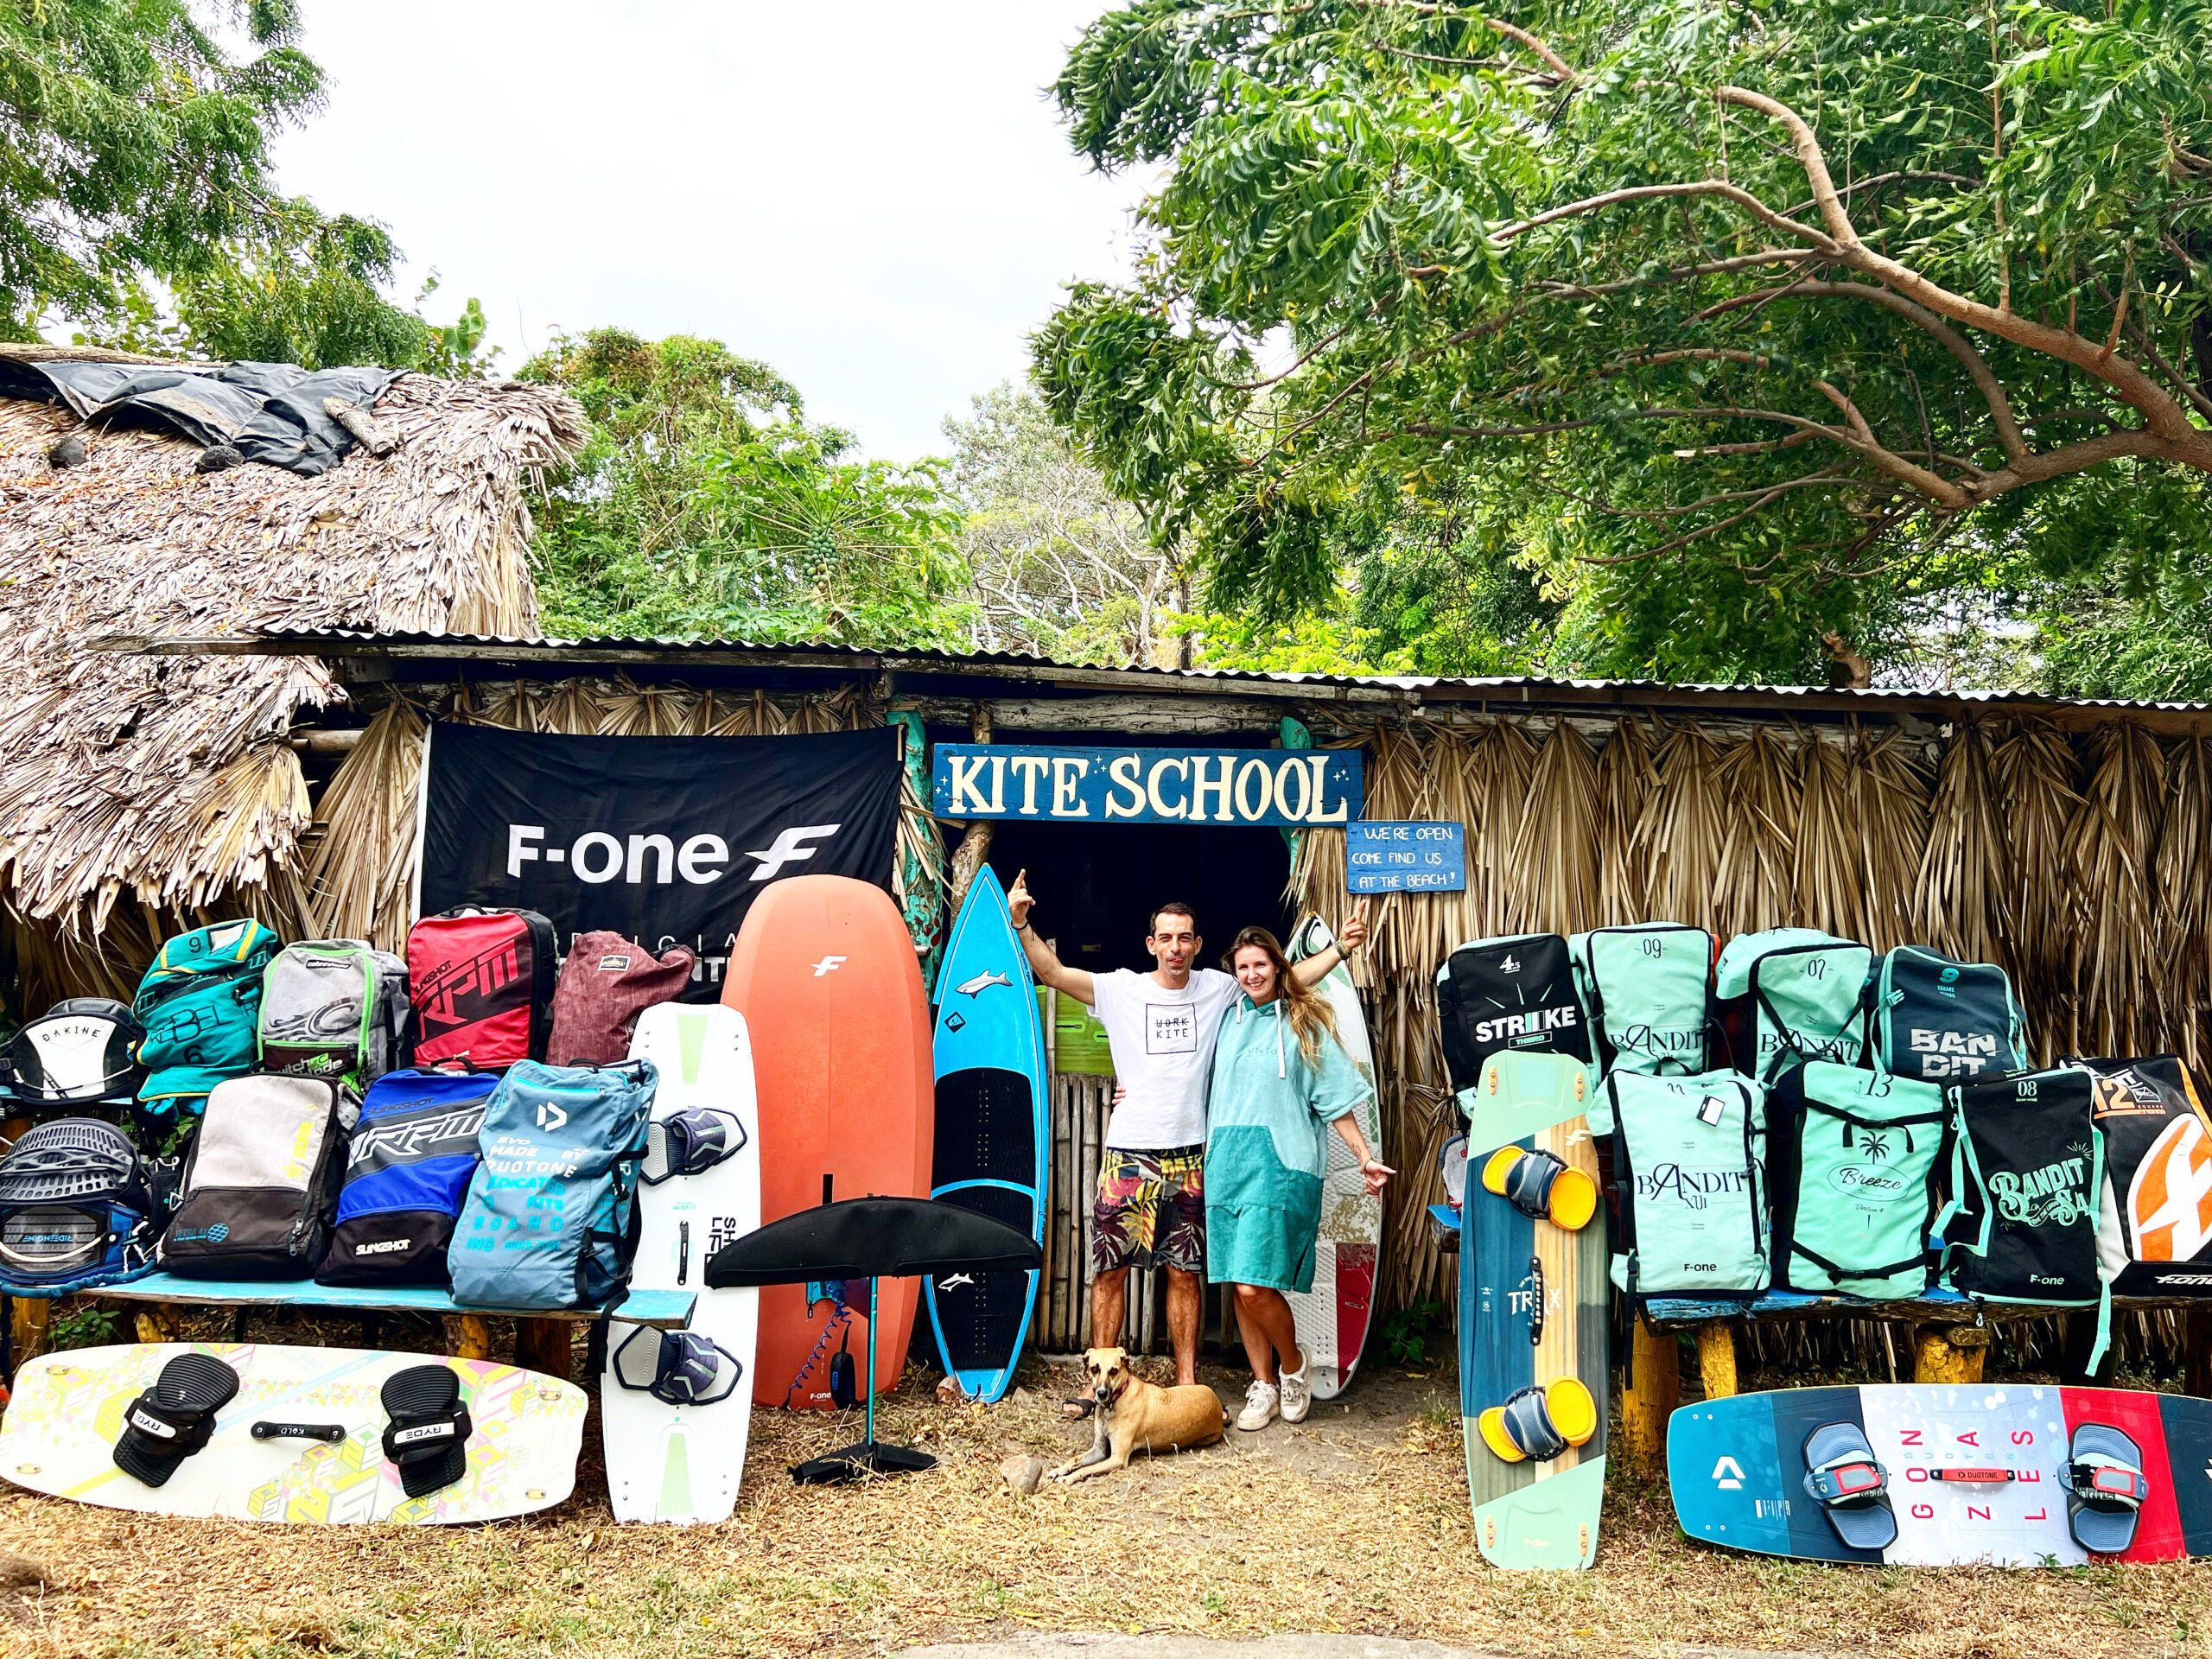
505,823,840,885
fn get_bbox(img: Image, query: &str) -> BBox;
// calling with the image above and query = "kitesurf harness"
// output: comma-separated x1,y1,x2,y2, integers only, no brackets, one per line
1480,1146,1597,1231
612,1325,744,1406
379,1364,474,1498
641,1107,748,1186
113,1352,239,1487
1477,1377,1597,1464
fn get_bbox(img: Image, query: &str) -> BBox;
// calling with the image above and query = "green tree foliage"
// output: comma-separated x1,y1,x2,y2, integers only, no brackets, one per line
1036,0,2212,683
523,330,969,647
0,0,323,334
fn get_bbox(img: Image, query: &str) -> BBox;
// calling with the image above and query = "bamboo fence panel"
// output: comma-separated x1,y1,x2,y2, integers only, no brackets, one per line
2065,722,2166,1059
1993,722,2085,1060
2157,738,2212,1067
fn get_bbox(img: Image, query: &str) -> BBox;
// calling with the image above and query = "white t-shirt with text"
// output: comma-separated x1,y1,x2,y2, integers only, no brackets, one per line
1090,967,1241,1149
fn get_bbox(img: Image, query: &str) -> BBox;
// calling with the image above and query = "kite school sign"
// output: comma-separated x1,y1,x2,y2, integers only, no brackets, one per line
931,743,1363,828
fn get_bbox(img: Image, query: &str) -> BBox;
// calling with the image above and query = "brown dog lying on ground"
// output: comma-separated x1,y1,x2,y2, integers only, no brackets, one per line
1048,1345,1227,1483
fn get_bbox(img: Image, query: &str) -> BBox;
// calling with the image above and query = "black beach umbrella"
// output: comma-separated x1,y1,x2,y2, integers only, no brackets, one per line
706,1197,1043,1483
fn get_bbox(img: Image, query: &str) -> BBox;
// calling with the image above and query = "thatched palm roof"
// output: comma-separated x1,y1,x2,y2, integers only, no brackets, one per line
0,347,585,935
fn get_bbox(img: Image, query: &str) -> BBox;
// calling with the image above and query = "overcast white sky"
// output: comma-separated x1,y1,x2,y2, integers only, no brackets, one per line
265,2,1142,462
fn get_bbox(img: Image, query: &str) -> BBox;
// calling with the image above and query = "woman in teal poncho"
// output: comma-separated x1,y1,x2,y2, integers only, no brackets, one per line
1206,925,1392,1433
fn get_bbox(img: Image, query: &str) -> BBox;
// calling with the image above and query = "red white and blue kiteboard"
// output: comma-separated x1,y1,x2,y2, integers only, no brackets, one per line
1669,1384,2212,1566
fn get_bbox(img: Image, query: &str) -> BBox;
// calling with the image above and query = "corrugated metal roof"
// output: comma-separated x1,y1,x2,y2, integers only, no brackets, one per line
102,625,2212,719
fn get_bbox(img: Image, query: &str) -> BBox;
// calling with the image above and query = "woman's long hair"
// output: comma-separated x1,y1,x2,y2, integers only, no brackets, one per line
1223,926,1338,1070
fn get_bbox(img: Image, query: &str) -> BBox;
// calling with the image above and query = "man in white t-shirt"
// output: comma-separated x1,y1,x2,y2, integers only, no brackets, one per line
1008,872,1366,1389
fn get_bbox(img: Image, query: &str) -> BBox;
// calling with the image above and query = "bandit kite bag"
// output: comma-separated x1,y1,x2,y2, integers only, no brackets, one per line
1868,945,2025,1083
131,919,282,1117
0,1117,168,1296
1569,923,1715,1077
1767,1061,1948,1298
257,939,410,1087
406,907,557,1071
1598,1069,1769,1305
545,932,696,1066
448,1058,656,1311
1942,1066,2111,1364
1436,933,1590,1109
317,1065,499,1287
162,1074,357,1280
2082,1054,2212,1296
1715,929,1873,1087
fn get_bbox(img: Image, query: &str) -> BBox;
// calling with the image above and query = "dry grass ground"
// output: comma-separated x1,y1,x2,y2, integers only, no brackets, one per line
2,1334,2210,1659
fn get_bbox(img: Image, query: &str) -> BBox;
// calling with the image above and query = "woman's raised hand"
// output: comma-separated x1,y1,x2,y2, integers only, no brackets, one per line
1339,899,1370,954
1007,868,1033,927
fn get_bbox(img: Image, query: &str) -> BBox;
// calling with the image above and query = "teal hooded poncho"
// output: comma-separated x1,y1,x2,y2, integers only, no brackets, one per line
1203,990,1374,1293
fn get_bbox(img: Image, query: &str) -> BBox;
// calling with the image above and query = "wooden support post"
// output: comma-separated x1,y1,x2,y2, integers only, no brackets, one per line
1912,1322,1988,1384
2188,1307,2212,1398
132,1301,186,1344
10,1294,51,1363
1697,1320,1738,1401
513,1317,573,1381
945,706,995,912
445,1315,493,1362
1617,1316,1679,1463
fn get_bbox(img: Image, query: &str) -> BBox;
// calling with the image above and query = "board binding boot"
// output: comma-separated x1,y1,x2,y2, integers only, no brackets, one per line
1481,1145,1597,1230
1802,1421,1899,1550
611,1327,744,1407
640,1107,747,1185
113,1352,239,1487
2060,1423,2149,1556
1478,1377,1598,1464
380,1364,474,1498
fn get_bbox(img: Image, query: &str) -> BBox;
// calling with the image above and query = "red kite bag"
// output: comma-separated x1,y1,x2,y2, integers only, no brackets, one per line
405,908,557,1071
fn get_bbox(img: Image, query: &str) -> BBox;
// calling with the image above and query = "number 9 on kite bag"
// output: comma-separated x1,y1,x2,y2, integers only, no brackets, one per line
448,1058,657,1312
1940,1067,2113,1369
1766,1062,1947,1298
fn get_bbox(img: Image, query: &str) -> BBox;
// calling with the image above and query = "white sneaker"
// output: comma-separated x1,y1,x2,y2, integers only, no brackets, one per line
1278,1348,1313,1424
1237,1379,1279,1431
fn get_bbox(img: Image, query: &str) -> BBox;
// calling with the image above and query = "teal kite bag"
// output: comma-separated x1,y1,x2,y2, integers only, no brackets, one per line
1716,929,1873,1087
1768,1062,1947,1298
1570,923,1714,1077
1601,1069,1769,1305
131,919,283,1117
448,1058,656,1312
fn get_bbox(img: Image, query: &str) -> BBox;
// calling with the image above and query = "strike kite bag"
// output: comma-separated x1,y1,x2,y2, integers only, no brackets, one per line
545,932,696,1066
1868,945,2025,1083
1598,1069,1769,1305
1715,929,1873,1087
1942,1067,2111,1364
162,1074,358,1280
448,1058,656,1312
317,1066,499,1287
257,939,410,1087
131,919,282,1117
1568,923,1715,1077
2081,1054,2212,1296
1436,934,1590,1111
0,1118,168,1297
405,907,557,1071
1767,1062,1948,1299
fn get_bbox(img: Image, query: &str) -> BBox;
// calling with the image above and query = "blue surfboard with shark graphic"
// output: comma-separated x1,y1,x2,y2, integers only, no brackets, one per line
926,864,1048,1402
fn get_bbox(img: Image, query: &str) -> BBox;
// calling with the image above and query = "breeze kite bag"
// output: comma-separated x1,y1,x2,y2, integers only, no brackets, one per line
1767,1062,1947,1298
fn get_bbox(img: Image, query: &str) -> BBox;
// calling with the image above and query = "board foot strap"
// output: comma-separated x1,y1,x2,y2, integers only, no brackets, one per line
612,1326,744,1406
380,1364,474,1498
1801,1421,1898,1551
2061,1424,2149,1556
1478,1377,1598,1464
113,1352,239,1487
1481,1147,1597,1231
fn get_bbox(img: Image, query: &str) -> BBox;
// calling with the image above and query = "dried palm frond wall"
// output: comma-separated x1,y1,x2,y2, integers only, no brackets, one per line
1291,714,2212,1319
298,677,941,955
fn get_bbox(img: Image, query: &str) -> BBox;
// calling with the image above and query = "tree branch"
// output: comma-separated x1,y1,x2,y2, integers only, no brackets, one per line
1493,180,1839,251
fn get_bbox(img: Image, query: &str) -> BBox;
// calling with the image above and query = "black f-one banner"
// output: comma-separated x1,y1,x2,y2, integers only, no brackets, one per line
414,723,901,997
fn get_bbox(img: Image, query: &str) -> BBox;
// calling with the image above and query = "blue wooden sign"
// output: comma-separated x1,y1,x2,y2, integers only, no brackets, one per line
932,744,1363,828
1346,820,1466,893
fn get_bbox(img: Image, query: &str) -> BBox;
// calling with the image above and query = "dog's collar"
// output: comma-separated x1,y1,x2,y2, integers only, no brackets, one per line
1100,1374,1132,1409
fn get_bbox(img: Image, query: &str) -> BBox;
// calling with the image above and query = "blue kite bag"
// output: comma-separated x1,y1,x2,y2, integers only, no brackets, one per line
448,1058,656,1312
319,1067,500,1287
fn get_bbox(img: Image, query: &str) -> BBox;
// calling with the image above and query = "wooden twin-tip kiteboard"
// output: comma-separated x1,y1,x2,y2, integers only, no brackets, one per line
0,1343,583,1523
1459,1049,1607,1570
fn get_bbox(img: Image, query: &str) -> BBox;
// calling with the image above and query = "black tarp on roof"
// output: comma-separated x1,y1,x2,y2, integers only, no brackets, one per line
0,359,397,476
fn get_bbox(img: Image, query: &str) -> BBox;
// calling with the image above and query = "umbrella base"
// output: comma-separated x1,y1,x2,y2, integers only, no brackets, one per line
789,1440,938,1484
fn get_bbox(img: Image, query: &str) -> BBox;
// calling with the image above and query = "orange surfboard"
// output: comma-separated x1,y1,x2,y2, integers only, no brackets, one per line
723,875,933,1408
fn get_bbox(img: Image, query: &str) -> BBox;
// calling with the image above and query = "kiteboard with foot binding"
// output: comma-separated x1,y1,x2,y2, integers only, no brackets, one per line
1669,1383,2212,1565
1460,1049,1606,1570
0,1342,583,1522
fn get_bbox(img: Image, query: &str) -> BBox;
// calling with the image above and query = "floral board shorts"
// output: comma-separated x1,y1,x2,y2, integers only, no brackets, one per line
1090,1144,1206,1274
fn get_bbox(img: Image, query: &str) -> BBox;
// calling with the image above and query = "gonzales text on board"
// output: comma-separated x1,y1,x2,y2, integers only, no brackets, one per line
932,744,1364,829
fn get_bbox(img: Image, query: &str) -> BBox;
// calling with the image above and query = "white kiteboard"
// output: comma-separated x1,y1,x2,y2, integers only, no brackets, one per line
0,1342,583,1523
1286,914,1383,1399
604,1001,761,1523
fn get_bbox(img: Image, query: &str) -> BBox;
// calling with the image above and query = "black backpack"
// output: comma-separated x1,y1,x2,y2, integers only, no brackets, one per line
1869,946,2027,1082
1436,933,1590,1109
162,1074,355,1280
